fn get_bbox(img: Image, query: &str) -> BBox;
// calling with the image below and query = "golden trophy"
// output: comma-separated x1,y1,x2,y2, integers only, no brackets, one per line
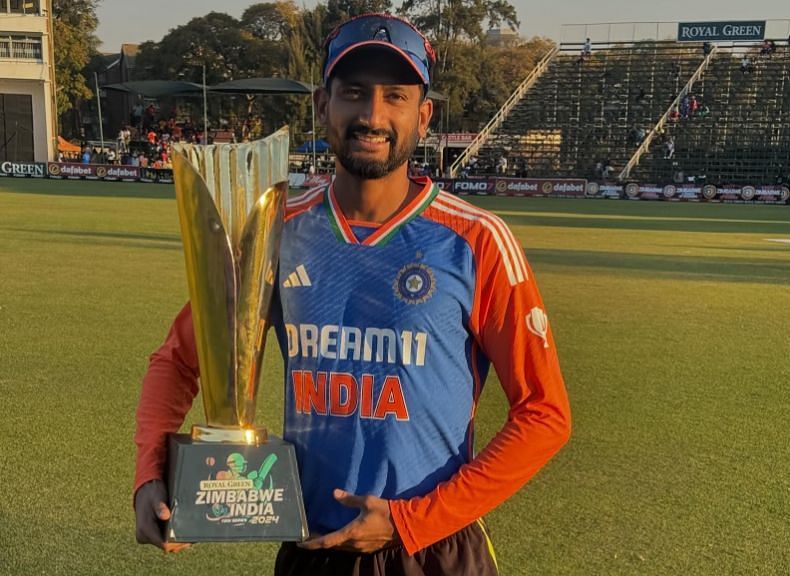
166,128,308,542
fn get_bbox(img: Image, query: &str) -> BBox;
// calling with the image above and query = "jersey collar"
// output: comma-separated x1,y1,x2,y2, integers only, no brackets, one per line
325,176,439,247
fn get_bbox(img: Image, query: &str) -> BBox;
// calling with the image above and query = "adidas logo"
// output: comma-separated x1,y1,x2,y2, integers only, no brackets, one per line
283,264,312,288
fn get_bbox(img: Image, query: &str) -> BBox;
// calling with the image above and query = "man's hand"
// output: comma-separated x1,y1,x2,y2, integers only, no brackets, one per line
298,489,398,553
134,479,191,553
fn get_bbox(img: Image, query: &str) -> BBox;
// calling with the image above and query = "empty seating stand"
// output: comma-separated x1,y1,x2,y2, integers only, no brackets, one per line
471,41,706,178
632,43,790,185
471,39,790,186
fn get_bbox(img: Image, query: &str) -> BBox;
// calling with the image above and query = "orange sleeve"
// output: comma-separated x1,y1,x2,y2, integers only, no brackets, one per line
389,220,571,554
133,302,200,496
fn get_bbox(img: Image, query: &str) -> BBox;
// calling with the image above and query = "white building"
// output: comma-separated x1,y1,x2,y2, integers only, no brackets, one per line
0,0,56,163
485,27,521,48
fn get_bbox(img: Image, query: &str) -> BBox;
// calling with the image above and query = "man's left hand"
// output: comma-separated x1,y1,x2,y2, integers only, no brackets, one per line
298,489,398,553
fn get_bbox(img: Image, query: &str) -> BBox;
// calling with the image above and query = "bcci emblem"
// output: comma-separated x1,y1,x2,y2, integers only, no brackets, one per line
394,263,435,305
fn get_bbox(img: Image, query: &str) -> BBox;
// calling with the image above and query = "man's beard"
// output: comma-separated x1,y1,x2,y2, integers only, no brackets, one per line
329,123,419,179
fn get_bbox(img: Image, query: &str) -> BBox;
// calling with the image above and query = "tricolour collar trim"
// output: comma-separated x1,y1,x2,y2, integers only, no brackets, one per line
324,177,439,247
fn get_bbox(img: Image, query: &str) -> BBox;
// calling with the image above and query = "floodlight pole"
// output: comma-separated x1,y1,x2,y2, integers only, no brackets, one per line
202,63,209,145
94,72,105,153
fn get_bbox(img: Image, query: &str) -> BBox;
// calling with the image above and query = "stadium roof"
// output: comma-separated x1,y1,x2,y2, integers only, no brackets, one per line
101,80,204,98
208,77,314,94
102,78,446,101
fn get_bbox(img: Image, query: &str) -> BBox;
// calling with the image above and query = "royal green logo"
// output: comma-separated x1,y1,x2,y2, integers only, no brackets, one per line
195,453,284,525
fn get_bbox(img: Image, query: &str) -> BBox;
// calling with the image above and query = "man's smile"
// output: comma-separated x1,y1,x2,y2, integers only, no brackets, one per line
348,132,392,152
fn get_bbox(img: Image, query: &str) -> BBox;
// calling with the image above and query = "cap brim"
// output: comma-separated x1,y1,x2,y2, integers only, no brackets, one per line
325,41,429,86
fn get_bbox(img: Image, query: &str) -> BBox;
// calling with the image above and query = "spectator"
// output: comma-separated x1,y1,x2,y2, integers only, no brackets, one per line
143,104,156,130
577,38,592,64
760,39,776,58
740,56,752,75
628,126,646,145
182,118,194,142
602,160,613,179
703,41,713,55
664,136,675,159
107,148,117,165
171,124,182,142
496,154,508,175
689,94,699,117
680,95,691,118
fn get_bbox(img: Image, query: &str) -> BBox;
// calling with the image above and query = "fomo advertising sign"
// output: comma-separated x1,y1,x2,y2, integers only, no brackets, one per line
677,21,766,42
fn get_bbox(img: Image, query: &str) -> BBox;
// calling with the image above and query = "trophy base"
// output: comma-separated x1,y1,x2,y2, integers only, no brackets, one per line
166,433,309,543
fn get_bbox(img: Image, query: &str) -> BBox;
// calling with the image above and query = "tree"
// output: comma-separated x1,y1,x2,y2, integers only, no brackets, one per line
323,0,393,33
400,0,518,44
430,40,481,132
468,37,555,129
399,0,518,76
134,12,273,85
241,1,301,43
52,0,99,116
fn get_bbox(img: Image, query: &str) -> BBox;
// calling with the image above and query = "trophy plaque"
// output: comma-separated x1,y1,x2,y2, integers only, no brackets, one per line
166,128,308,543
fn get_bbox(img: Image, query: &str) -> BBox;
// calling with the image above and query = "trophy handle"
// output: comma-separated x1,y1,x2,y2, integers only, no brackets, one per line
173,152,238,426
235,182,286,427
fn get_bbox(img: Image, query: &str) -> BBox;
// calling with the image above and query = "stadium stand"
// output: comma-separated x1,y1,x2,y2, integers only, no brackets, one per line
631,44,790,185
453,35,790,187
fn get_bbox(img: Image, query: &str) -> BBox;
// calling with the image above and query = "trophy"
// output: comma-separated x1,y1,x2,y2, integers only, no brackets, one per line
166,127,308,543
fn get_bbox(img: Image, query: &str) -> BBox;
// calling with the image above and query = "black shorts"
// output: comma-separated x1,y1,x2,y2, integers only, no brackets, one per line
274,520,499,576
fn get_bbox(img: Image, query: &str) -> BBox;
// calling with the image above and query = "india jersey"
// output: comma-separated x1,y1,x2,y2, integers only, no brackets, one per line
134,176,570,556
275,176,557,540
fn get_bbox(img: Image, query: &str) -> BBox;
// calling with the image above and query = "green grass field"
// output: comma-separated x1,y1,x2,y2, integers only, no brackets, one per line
1,177,788,575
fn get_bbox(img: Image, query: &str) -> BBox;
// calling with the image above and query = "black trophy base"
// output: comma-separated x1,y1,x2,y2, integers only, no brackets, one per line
166,433,308,543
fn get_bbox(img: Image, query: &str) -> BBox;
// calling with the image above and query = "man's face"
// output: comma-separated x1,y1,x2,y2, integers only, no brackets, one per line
317,50,433,179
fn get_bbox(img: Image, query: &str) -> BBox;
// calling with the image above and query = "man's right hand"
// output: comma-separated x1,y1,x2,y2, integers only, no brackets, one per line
134,479,191,553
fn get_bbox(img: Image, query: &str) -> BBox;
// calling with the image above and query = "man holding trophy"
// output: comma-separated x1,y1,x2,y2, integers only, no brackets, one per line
134,13,571,575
